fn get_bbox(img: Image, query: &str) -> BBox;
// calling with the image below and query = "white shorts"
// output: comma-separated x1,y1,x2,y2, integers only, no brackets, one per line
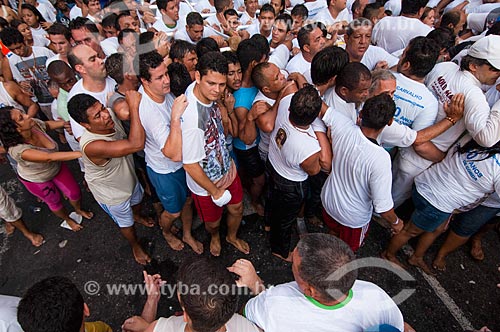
98,182,144,228
0,186,22,222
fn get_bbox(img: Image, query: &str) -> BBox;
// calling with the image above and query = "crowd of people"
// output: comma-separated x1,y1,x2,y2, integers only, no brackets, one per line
0,0,500,330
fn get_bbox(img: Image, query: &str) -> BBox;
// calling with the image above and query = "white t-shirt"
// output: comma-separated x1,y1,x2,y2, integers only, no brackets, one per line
36,2,56,22
486,83,500,108
393,72,438,131
315,7,352,26
153,314,260,332
285,52,312,83
139,89,183,174
175,27,212,44
33,34,50,48
415,135,500,213
67,77,116,139
372,16,432,54
384,0,401,16
101,37,119,57
181,82,234,196
304,0,328,20
69,5,83,19
194,0,216,13
268,94,321,182
254,91,275,157
30,25,47,38
360,45,399,71
322,87,357,122
321,108,393,228
240,11,258,25
269,44,291,70
0,295,22,332
152,19,179,34
245,280,404,332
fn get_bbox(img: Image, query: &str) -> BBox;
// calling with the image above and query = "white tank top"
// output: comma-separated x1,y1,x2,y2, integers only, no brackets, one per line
0,82,24,110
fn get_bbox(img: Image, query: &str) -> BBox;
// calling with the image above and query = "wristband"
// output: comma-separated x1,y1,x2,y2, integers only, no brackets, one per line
445,117,456,126
392,217,400,225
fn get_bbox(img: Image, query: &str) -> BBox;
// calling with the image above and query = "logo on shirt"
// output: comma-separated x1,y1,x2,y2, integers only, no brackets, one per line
275,128,287,149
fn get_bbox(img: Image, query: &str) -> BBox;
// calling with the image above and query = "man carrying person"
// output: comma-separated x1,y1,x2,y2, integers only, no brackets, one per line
68,91,151,265
181,51,249,256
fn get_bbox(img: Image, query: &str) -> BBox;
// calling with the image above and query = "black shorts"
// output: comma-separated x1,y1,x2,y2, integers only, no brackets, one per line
234,146,265,178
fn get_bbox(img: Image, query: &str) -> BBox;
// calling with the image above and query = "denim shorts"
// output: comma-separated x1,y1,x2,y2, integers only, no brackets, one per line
411,188,451,232
450,205,500,237
147,167,188,214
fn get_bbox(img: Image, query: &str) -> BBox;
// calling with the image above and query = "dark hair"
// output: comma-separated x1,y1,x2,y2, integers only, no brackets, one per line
250,33,270,56
17,276,84,332
297,22,325,50
115,11,133,31
0,106,24,149
236,39,266,73
139,30,154,45
197,51,228,77
289,85,322,126
0,27,24,47
275,13,293,32
260,3,275,17
168,62,193,97
291,4,308,19
118,28,138,44
439,10,461,30
336,62,371,91
68,94,100,124
486,21,500,36
311,46,349,86
401,36,440,78
9,19,26,30
101,12,118,28
224,8,239,18
0,17,8,30
458,138,500,161
426,27,455,52
360,93,396,130
214,0,231,13
362,2,383,20
47,60,73,79
222,50,239,65
400,0,427,16
297,233,357,302
69,17,100,34
195,37,219,59
251,62,272,90
139,51,164,81
169,39,196,61
47,23,72,41
156,0,176,11
460,55,491,72
21,4,46,24
186,11,204,26
177,258,238,332
345,17,372,36
105,52,126,84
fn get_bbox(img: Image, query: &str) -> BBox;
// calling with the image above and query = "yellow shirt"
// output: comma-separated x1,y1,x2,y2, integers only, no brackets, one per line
84,321,112,332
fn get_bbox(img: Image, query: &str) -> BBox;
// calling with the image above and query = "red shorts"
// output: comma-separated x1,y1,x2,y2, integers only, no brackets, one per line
322,209,370,252
192,175,243,223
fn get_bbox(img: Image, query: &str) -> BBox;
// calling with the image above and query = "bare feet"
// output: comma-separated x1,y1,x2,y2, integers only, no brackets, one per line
272,252,292,262
67,219,83,232
432,256,447,272
170,224,180,235
226,236,250,254
76,210,94,220
252,202,265,217
132,245,151,265
134,214,155,228
5,222,15,235
162,230,184,251
183,235,203,254
25,232,44,247
470,238,485,261
380,250,407,270
210,236,221,256
408,255,435,276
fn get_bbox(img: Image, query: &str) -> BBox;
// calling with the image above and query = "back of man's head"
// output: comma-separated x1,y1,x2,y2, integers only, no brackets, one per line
400,0,427,16
68,93,100,125
311,46,349,86
336,62,371,91
237,39,267,73
214,0,231,13
289,85,322,126
17,276,85,332
169,39,196,61
400,36,440,78
168,62,193,97
177,258,238,332
296,234,357,302
361,93,396,130
0,27,23,47
196,37,219,58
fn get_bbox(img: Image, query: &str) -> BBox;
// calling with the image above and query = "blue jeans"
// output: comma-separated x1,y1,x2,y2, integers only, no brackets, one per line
451,204,500,237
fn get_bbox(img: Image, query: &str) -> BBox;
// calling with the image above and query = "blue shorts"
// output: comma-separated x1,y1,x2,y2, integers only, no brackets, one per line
411,188,451,232
99,182,143,228
451,205,500,237
147,167,188,214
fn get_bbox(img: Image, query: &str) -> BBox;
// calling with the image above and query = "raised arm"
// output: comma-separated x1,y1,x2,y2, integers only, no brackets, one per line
162,94,187,162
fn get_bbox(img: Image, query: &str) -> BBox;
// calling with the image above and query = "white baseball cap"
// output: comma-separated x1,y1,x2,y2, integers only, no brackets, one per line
468,35,500,70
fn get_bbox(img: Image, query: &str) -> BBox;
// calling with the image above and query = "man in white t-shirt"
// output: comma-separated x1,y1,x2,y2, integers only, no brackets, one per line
67,44,116,139
344,18,399,71
315,0,352,27
321,94,404,252
152,0,180,34
138,51,203,254
286,23,327,84
372,0,432,54
228,233,406,332
145,258,260,332
181,51,249,257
